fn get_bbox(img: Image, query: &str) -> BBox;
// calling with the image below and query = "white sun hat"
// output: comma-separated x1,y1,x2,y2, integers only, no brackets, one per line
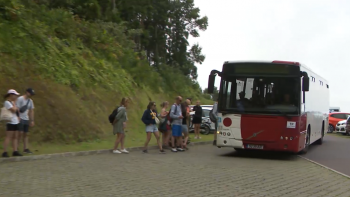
7,89,20,95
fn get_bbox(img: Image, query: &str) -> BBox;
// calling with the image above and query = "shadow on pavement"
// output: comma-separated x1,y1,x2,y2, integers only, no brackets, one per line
219,149,299,161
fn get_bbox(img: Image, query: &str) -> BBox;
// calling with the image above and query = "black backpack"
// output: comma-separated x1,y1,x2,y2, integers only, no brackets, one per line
108,107,120,124
209,109,217,122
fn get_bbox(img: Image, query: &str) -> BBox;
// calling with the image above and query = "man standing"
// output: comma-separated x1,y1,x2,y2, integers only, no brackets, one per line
212,100,218,146
170,96,184,152
17,88,35,154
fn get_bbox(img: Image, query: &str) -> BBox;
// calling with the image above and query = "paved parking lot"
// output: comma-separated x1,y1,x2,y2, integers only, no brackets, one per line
1,145,350,197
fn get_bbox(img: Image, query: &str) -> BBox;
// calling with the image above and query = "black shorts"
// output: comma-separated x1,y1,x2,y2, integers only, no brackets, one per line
18,119,30,133
192,117,202,124
6,124,19,131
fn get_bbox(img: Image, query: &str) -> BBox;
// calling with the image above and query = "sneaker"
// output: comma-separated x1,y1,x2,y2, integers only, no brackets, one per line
1,152,9,158
159,149,166,154
12,151,22,157
142,150,148,154
177,148,184,152
120,149,129,154
24,149,33,154
213,140,217,146
171,148,178,152
113,150,122,154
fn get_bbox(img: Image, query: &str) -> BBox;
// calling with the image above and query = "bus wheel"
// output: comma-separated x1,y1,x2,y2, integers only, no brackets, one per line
299,128,310,154
315,124,324,145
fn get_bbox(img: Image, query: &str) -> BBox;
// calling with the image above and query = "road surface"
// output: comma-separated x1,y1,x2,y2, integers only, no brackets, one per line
1,144,350,197
303,134,350,176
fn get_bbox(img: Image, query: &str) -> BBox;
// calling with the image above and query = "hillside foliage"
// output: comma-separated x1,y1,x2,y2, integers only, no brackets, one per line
0,0,210,143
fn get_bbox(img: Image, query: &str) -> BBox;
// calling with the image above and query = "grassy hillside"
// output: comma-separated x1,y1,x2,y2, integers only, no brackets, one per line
0,1,211,147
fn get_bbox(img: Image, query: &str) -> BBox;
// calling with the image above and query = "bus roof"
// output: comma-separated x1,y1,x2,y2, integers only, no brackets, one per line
222,60,327,82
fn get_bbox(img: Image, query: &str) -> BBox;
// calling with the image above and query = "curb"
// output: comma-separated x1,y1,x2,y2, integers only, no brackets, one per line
298,155,350,179
0,140,212,164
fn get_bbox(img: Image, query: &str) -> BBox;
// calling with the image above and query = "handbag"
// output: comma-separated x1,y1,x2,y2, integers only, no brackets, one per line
0,107,12,122
155,117,160,125
151,110,160,125
19,99,31,113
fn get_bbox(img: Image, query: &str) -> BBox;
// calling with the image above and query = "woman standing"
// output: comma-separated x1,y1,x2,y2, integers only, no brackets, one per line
159,101,171,148
181,102,189,149
192,100,202,139
112,98,129,154
141,101,165,153
2,89,22,157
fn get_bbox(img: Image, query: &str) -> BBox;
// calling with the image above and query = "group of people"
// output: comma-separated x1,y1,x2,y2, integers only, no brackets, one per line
1,88,35,158
1,90,215,157
111,96,209,154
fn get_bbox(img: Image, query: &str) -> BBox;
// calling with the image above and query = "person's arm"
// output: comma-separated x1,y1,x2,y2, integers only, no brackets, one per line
5,101,17,113
141,110,151,125
113,107,125,125
29,100,35,126
170,105,180,119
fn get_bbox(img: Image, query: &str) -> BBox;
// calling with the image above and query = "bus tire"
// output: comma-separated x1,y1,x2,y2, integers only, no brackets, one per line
299,127,310,154
315,122,324,145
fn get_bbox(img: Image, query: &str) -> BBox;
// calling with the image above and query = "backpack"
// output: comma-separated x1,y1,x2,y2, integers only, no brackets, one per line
169,104,177,123
108,107,120,124
209,109,217,122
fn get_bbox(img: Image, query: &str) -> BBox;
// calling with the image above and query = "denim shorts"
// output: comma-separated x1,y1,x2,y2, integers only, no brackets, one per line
181,124,188,133
172,124,182,137
146,124,158,133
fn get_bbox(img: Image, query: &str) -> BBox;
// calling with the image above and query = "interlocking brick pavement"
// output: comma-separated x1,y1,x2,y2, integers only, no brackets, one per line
0,145,350,197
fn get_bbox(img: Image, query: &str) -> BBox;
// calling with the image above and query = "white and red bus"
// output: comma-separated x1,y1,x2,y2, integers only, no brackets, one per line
207,61,329,154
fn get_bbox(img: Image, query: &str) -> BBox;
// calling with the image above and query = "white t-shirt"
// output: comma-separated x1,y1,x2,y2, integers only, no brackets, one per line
4,101,19,124
16,96,34,120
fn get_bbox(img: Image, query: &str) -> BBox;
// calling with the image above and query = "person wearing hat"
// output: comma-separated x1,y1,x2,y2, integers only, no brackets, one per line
2,89,22,157
16,88,35,154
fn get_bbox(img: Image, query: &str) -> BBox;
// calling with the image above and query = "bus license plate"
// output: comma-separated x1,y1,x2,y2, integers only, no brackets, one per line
246,144,264,149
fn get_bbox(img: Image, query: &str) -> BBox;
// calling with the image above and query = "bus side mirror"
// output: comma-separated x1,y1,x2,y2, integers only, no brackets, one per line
302,76,309,91
208,74,216,94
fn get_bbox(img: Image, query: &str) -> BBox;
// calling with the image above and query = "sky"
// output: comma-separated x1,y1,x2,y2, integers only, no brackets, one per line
189,0,350,112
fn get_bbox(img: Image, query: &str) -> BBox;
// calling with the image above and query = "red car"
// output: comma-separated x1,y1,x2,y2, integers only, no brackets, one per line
328,112,350,133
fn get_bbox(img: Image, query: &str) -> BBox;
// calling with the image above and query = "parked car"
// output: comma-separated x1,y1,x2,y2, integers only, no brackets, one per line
346,117,350,135
328,112,350,133
335,120,347,135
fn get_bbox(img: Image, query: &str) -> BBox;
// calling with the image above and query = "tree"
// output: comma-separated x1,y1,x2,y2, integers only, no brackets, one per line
203,86,219,101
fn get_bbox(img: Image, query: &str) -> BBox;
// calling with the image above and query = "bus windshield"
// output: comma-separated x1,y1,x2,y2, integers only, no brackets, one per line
219,76,300,115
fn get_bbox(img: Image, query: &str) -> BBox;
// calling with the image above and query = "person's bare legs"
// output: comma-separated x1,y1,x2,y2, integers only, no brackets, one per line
194,124,199,138
120,133,125,150
12,131,19,151
143,132,152,151
23,132,29,150
153,131,163,151
183,132,189,148
176,136,183,149
171,136,175,148
3,131,13,153
113,133,122,150
165,130,171,147
162,131,166,146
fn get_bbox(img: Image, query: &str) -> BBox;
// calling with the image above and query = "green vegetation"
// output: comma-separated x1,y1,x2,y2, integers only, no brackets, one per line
0,0,212,150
